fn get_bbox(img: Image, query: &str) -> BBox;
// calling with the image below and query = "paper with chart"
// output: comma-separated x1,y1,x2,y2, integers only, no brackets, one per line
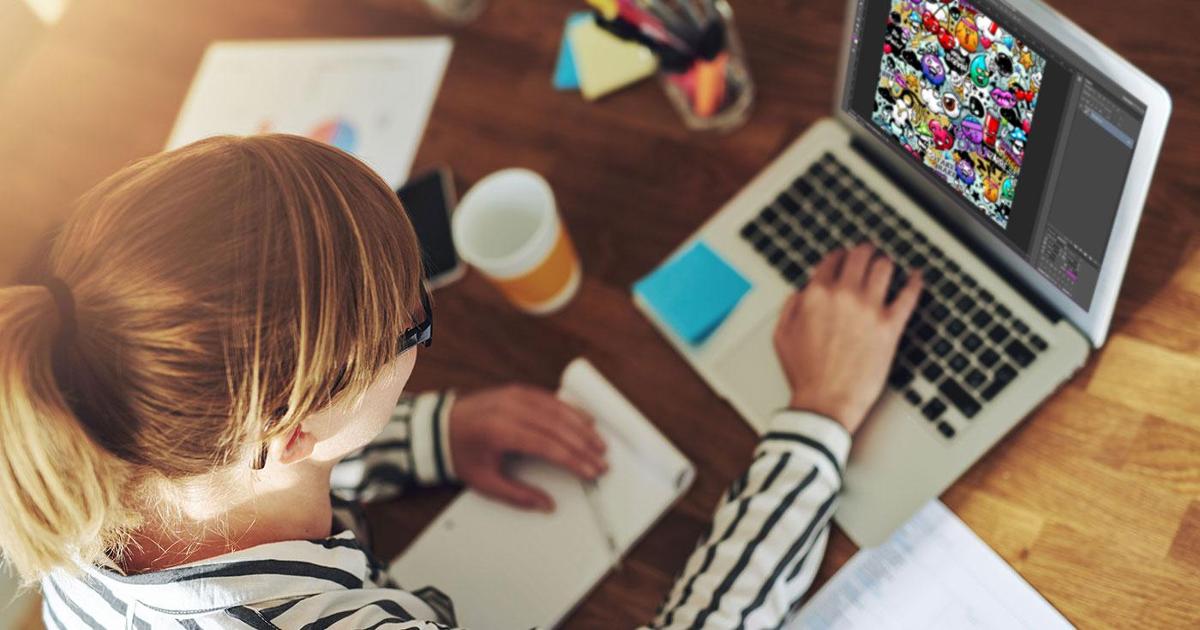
788,500,1073,629
167,38,452,187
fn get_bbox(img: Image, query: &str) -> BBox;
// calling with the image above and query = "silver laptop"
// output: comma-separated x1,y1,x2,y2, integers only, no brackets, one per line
635,0,1171,546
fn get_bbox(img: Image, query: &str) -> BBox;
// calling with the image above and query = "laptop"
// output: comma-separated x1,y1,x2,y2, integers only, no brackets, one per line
635,0,1171,546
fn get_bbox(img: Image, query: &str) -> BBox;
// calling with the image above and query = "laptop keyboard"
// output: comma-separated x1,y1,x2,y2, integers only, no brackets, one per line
739,153,1051,440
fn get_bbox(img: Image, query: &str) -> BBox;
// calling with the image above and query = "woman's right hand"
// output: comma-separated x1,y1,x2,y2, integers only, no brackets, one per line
773,244,923,434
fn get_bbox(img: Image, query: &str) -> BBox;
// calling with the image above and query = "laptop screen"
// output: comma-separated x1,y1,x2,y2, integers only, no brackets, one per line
841,0,1147,310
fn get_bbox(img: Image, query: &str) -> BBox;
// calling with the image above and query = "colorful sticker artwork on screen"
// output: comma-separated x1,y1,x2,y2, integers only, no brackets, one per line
871,0,1047,229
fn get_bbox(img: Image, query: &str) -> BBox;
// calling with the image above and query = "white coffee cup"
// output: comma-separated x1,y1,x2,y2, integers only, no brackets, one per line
452,169,581,314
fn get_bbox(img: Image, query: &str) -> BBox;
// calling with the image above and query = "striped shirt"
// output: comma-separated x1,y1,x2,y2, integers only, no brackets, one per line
42,393,850,629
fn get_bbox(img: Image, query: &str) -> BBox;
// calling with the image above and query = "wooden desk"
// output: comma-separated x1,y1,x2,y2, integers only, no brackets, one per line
1,1,1196,627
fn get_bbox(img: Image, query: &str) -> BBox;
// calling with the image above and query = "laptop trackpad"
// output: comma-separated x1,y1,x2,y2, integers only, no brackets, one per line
712,308,792,431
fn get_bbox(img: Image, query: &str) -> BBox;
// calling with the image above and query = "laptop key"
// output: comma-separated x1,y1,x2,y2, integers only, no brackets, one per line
922,398,947,421
930,303,950,322
979,348,1000,367
946,318,966,337
888,365,914,389
1004,339,1036,367
905,347,928,366
782,262,803,282
932,338,952,357
981,364,1017,402
753,235,772,252
996,304,1012,319
1013,319,1029,334
915,322,936,341
987,324,1010,343
965,368,987,388
939,378,981,418
741,222,760,240
937,421,956,438
904,389,922,406
995,363,1018,383
768,248,786,265
978,289,994,303
955,295,976,312
948,353,969,372
922,362,944,382
1031,334,1048,351
939,282,959,298
793,178,815,197
762,206,781,223
963,333,982,351
971,310,993,328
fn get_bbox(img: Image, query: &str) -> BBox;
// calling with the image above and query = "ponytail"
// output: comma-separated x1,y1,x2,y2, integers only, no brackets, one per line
0,286,132,584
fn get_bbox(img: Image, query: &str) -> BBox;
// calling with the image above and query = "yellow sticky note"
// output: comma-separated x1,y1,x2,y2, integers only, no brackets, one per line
570,20,658,101
585,0,619,20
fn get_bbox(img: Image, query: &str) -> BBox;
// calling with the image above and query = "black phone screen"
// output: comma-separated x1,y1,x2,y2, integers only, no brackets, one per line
397,169,460,282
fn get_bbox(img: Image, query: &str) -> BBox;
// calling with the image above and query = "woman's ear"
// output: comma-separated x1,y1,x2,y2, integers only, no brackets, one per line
276,425,317,465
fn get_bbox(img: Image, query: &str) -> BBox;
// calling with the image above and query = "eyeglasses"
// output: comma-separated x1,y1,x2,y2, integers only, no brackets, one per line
398,286,434,353
251,286,433,469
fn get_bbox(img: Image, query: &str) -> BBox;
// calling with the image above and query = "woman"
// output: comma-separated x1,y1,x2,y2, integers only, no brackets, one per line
0,135,919,629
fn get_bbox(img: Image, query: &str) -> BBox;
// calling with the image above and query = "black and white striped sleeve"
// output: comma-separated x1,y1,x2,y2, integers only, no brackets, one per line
330,391,458,503
650,410,851,630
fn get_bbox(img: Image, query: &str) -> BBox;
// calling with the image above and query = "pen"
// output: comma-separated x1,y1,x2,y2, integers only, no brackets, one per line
582,479,622,571
693,51,727,117
593,12,694,72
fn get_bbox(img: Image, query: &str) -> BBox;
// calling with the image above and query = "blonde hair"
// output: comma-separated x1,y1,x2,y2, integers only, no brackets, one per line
0,135,424,583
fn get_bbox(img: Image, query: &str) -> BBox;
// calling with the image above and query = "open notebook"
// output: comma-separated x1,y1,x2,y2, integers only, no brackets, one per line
389,358,695,629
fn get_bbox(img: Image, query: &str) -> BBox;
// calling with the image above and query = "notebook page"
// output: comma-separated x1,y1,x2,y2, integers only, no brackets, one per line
389,459,612,630
558,359,696,550
390,359,693,629
559,358,695,492
787,500,1072,629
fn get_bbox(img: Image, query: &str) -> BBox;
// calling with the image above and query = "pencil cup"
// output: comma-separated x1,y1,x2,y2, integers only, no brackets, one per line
659,0,754,132
421,0,486,23
453,169,582,315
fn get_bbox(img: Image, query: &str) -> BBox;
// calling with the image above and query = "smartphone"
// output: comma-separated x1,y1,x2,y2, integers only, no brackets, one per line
397,167,465,289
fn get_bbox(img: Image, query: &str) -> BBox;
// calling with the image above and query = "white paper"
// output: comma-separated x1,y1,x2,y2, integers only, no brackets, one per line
788,500,1073,630
167,38,452,187
389,359,694,630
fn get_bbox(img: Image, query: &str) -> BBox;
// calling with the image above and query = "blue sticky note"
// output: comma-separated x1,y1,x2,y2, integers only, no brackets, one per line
634,241,752,345
553,12,591,90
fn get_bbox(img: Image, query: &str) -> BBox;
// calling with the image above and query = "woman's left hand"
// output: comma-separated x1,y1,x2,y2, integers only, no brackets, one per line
448,385,607,511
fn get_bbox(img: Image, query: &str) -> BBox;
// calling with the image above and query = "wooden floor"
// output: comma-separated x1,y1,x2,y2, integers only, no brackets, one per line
1,1,1197,628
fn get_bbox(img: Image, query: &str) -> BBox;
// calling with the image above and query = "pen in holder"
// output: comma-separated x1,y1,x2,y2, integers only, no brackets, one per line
587,0,753,132
661,1,753,132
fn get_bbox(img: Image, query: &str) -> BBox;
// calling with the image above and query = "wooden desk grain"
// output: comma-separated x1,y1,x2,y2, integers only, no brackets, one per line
1,1,1197,627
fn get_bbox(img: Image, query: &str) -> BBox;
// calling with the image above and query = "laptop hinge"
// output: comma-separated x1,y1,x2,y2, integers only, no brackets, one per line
849,138,1062,324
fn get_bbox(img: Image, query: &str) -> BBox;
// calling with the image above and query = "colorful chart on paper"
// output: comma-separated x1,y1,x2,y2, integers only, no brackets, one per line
167,39,452,187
